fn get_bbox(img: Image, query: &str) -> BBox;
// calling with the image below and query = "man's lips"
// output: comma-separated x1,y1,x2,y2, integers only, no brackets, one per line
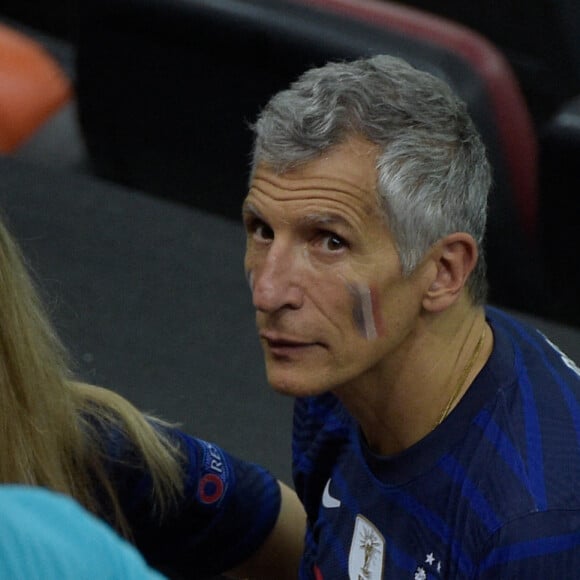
259,331,322,351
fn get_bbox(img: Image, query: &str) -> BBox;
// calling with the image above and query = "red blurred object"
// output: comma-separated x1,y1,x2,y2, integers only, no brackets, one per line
0,23,72,153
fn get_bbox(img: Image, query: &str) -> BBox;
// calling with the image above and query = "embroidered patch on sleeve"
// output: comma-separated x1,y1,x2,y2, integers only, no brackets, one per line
197,440,231,506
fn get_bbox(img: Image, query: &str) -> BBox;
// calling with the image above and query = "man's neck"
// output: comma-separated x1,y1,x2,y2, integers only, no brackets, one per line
334,301,492,456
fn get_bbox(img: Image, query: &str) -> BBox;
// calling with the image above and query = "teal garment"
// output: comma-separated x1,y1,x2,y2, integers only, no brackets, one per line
0,485,167,579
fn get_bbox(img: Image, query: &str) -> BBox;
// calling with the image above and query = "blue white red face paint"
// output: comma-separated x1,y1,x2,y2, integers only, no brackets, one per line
247,266,385,342
347,282,385,341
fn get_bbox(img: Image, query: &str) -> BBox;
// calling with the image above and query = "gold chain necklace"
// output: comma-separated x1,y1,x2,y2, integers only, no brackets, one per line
435,326,486,427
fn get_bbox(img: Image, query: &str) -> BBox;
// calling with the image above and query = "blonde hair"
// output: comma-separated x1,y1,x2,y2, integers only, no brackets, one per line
0,214,183,537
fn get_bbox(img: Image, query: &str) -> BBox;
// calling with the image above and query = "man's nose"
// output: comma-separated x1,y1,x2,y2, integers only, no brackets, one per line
251,245,304,312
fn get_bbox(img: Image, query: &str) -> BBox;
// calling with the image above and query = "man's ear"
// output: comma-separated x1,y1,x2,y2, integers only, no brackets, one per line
422,233,478,313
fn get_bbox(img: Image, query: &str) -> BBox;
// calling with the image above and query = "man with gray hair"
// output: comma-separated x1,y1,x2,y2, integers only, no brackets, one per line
243,55,580,578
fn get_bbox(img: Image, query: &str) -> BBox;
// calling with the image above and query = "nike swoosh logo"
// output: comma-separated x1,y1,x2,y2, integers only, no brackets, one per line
322,478,341,508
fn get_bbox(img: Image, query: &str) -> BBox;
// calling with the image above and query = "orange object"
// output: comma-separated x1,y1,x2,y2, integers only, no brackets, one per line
0,23,73,153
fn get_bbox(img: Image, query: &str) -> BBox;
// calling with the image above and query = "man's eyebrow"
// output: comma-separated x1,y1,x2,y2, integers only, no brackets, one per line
241,202,263,221
300,213,353,230
242,203,355,230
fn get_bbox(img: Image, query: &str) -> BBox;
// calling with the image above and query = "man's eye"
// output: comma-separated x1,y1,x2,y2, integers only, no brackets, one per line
249,220,274,242
321,232,347,252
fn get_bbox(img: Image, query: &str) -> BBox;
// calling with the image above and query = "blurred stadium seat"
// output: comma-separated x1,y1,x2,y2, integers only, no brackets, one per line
392,0,580,124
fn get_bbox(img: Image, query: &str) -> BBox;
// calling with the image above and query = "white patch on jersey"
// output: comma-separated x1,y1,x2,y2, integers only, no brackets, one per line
348,515,385,580
541,332,580,378
322,478,341,509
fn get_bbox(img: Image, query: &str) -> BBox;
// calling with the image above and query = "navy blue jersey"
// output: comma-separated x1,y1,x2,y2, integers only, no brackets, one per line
99,425,280,578
293,307,580,579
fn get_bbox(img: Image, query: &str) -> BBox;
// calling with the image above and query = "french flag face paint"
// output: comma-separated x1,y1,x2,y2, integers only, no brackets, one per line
348,283,385,341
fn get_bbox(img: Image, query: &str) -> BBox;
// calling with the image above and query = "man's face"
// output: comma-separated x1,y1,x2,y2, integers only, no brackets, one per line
243,137,430,397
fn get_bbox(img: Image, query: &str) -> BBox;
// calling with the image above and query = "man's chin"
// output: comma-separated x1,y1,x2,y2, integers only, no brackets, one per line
266,367,332,398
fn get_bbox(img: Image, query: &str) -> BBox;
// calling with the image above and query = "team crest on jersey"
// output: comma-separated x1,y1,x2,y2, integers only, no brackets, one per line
348,514,385,579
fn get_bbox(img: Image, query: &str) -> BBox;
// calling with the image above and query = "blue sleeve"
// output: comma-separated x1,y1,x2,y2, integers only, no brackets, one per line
475,510,580,578
113,428,281,578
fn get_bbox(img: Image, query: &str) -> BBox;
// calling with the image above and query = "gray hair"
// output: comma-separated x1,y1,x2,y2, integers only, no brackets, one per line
250,54,491,304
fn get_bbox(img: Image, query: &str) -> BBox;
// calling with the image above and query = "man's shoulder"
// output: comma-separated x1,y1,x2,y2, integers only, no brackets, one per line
486,306,580,386
474,308,580,513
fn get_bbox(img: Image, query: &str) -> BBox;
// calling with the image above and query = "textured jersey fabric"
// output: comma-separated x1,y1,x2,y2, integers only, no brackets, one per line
100,426,281,579
293,307,580,579
0,485,166,579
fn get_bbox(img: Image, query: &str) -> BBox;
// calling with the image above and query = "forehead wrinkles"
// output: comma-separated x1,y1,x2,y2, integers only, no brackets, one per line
247,172,378,226
252,171,372,199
